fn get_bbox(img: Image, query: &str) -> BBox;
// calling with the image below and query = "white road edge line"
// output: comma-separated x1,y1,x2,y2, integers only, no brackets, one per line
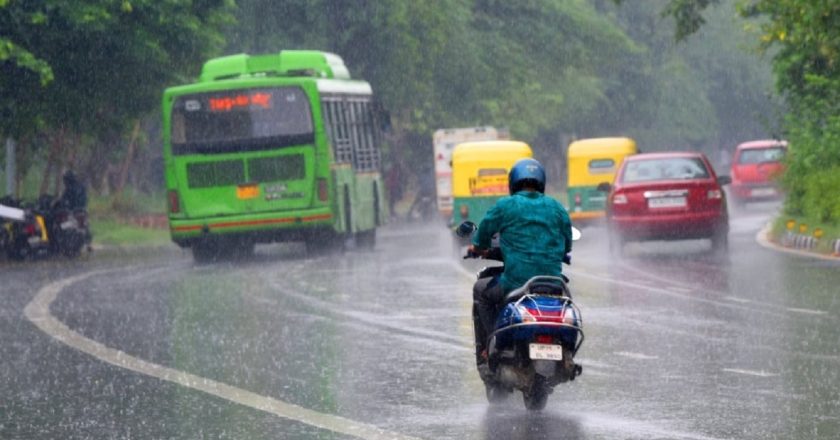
24,270,422,440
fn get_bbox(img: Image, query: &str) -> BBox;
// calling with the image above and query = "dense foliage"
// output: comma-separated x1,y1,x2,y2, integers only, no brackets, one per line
2,0,781,199
664,0,840,224
227,0,779,186
1,0,234,194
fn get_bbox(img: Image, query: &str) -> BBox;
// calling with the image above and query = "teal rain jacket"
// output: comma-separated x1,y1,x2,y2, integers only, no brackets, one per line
471,191,573,293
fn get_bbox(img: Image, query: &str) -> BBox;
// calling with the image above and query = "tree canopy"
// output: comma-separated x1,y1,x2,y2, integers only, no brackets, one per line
662,0,840,223
1,0,234,194
2,0,783,201
226,0,778,181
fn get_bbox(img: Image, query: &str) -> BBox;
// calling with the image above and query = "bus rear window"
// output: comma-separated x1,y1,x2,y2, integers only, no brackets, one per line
171,87,314,154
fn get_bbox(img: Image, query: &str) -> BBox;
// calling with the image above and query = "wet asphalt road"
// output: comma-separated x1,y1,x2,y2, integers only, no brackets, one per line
1,202,839,439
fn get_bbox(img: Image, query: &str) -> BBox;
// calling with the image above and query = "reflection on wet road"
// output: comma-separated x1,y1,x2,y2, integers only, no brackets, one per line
2,201,839,439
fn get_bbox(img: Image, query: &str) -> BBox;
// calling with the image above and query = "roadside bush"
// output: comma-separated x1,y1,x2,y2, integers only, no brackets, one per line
801,167,840,225
781,89,840,222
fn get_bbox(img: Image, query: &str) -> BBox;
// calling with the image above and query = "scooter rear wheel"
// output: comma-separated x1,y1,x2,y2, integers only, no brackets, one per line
485,382,510,404
523,375,549,411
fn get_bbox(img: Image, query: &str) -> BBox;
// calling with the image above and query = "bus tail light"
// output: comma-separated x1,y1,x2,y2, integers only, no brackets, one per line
317,178,329,202
459,204,469,220
574,193,582,207
168,190,181,213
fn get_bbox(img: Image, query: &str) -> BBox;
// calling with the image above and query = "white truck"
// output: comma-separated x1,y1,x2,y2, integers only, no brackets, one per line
431,126,507,219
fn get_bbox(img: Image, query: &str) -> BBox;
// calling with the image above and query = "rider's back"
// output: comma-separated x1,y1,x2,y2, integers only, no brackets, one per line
473,190,572,292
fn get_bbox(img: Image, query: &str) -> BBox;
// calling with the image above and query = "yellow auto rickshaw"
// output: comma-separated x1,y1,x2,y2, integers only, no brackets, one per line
567,137,637,223
450,140,533,226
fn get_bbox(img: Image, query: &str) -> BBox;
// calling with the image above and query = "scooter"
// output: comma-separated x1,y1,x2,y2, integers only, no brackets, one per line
459,221,584,411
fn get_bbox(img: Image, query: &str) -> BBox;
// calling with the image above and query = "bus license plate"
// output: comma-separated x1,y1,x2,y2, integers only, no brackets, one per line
529,343,563,361
236,185,259,199
648,196,686,208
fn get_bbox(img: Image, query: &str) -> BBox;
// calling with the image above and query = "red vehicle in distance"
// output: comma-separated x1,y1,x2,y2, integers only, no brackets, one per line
599,151,730,256
729,139,787,206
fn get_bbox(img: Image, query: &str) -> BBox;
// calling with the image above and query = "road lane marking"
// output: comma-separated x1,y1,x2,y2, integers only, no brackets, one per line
24,270,422,440
786,307,827,316
614,351,659,360
722,368,779,378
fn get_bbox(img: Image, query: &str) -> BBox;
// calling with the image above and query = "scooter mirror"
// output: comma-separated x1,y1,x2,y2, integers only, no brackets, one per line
571,226,582,241
456,221,477,238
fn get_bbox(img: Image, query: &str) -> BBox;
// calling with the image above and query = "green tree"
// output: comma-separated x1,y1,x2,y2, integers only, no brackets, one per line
660,0,840,222
1,0,235,194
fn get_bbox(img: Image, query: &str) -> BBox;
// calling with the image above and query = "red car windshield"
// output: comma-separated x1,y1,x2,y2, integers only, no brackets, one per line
621,157,710,183
737,147,785,164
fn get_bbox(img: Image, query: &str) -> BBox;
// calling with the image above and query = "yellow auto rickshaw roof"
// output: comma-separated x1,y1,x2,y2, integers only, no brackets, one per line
567,137,637,158
452,140,533,164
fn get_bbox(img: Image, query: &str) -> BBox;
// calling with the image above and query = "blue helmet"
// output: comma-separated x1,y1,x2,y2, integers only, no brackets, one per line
508,158,546,194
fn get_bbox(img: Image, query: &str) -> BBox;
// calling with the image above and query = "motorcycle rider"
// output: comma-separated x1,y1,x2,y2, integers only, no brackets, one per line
467,158,573,376
58,170,87,211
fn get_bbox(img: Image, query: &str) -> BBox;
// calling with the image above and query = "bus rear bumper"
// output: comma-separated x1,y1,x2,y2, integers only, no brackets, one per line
169,209,334,247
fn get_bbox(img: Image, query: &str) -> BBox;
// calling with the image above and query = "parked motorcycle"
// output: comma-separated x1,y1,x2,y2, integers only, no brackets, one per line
458,221,584,411
0,195,91,260
38,194,92,258
1,197,50,261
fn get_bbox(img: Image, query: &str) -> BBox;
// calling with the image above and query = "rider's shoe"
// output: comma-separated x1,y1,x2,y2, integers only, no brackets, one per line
476,349,494,382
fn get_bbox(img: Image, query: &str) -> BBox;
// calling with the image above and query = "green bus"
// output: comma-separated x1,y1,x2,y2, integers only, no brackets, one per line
162,50,386,260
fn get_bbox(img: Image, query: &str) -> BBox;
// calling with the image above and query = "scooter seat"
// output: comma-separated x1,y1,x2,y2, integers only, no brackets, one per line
504,275,570,303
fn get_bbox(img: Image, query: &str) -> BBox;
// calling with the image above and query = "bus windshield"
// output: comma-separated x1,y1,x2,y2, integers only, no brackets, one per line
171,86,314,155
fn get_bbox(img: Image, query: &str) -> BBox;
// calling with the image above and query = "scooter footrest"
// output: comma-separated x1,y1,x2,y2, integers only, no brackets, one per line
571,363,583,380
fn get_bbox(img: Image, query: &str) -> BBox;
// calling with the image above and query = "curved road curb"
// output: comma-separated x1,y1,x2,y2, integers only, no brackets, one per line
755,224,840,262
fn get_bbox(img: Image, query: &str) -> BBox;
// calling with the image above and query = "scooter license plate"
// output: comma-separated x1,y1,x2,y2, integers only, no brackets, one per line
529,343,563,360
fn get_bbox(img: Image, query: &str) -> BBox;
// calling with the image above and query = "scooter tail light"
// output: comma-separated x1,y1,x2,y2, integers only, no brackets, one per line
516,305,536,323
536,335,554,344
563,308,577,325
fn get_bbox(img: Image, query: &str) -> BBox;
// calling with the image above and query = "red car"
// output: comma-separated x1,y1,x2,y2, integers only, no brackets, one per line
729,139,787,205
601,152,730,255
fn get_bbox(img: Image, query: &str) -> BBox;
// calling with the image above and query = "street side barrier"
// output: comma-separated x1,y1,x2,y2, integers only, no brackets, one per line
780,231,818,250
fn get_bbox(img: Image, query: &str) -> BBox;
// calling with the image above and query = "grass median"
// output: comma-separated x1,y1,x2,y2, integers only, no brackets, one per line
88,191,173,248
